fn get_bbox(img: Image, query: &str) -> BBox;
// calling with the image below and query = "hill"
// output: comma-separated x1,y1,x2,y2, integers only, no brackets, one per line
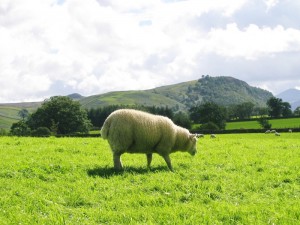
276,88,300,110
80,76,272,110
0,102,41,131
0,76,273,131
79,90,186,110
67,93,84,100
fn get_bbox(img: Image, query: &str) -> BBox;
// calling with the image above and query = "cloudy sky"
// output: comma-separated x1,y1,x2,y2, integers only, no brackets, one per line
1,0,300,103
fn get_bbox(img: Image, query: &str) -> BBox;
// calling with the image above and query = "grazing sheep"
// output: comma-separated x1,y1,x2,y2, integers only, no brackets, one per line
275,132,281,136
270,130,276,133
289,129,292,133
210,134,216,138
196,134,204,138
101,109,197,171
265,130,270,134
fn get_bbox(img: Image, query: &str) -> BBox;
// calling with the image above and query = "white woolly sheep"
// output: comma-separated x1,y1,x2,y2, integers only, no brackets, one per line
289,129,292,133
100,109,197,171
210,134,216,138
270,130,276,133
265,130,270,134
275,132,281,136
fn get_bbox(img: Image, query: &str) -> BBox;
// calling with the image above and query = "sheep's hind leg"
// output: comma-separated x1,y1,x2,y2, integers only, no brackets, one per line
113,152,123,171
162,154,174,172
146,153,152,168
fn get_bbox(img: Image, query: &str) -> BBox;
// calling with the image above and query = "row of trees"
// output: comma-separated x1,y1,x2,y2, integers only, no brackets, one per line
87,105,191,129
9,95,300,136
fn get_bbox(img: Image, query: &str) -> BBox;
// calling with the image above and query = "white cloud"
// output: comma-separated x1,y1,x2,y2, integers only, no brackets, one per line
205,23,300,59
265,0,279,12
1,0,300,102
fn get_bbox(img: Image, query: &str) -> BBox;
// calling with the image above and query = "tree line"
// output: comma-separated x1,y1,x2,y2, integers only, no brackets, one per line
8,95,300,136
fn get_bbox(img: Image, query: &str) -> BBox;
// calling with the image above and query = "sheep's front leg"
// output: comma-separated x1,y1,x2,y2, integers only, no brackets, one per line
146,153,152,168
162,154,174,172
113,152,123,170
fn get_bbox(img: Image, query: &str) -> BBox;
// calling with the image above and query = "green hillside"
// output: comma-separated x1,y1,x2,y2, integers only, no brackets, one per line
80,76,273,110
79,90,186,110
0,103,41,131
152,76,272,108
0,107,19,130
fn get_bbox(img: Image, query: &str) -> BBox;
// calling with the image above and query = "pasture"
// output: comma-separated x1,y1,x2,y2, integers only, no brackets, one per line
0,134,300,224
226,117,300,130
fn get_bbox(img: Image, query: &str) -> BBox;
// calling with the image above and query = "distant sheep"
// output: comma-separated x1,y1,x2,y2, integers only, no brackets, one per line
289,129,292,133
210,134,216,138
270,130,276,133
196,134,204,138
265,130,270,134
275,132,281,136
100,109,197,171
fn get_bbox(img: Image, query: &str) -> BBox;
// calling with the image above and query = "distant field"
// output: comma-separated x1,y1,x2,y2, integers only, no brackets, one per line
226,118,300,130
1,134,300,224
0,105,38,131
0,106,20,130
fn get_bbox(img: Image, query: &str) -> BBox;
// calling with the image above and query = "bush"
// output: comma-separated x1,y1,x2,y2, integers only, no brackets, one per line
31,127,51,137
10,121,31,136
199,122,220,131
257,117,272,129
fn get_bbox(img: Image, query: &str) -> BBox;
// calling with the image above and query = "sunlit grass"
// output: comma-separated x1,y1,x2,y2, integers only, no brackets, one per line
1,134,300,224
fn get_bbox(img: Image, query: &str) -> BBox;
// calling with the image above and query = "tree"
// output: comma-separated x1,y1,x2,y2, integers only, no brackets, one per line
267,97,283,117
236,102,255,120
294,107,300,117
28,96,92,134
173,111,191,129
18,109,29,121
281,102,292,117
267,97,293,118
189,102,227,129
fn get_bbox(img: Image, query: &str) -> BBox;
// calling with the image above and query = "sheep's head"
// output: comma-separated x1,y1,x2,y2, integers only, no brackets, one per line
187,134,197,156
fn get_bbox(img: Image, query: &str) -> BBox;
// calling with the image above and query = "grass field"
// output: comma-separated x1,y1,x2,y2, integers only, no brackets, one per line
1,134,300,224
226,117,300,130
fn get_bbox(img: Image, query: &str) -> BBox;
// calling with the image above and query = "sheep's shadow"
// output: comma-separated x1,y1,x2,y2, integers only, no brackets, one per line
87,165,168,178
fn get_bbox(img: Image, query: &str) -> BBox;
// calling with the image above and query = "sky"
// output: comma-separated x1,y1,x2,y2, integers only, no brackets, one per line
1,0,300,103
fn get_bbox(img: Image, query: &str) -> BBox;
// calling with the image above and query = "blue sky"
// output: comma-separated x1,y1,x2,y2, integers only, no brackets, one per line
1,0,300,102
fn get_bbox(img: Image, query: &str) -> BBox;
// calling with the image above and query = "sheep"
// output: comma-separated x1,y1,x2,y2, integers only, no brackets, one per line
100,109,197,172
275,132,281,136
196,134,204,138
210,134,216,138
270,130,276,133
265,130,270,134
289,129,292,133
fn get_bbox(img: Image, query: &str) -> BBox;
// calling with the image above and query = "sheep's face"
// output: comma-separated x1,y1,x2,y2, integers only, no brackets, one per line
187,134,197,156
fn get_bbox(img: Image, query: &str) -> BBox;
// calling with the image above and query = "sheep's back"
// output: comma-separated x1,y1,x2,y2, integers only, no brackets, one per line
106,109,175,152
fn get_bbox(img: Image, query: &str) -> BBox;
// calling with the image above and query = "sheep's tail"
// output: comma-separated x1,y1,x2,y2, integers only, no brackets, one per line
100,117,112,139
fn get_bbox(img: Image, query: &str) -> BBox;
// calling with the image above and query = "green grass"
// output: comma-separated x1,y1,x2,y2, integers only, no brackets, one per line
226,117,300,130
1,134,300,224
